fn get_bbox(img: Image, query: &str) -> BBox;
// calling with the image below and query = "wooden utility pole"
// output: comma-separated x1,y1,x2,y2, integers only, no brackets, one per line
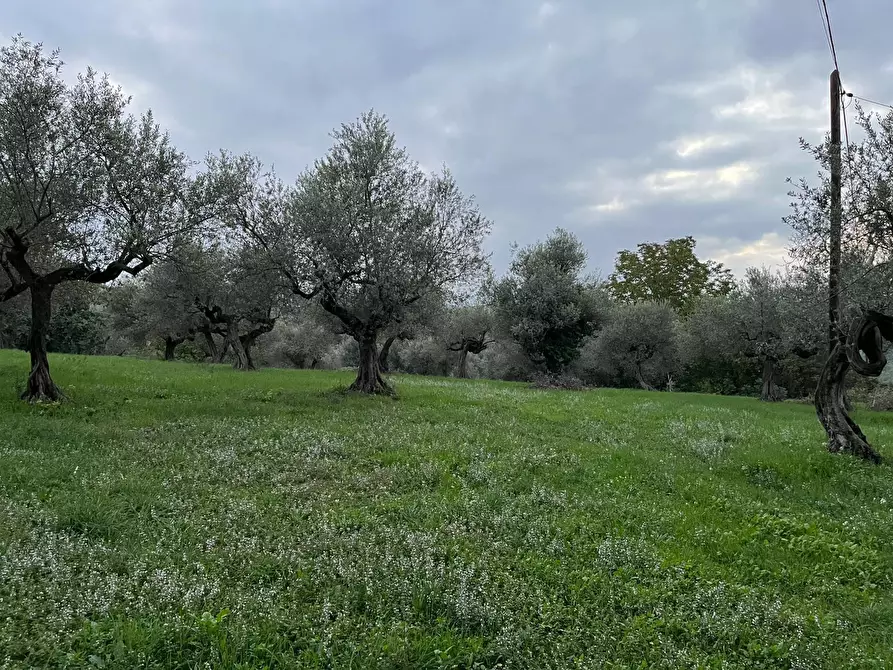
829,69,843,353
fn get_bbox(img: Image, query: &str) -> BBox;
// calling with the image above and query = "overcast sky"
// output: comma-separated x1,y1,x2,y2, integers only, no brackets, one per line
3,0,891,276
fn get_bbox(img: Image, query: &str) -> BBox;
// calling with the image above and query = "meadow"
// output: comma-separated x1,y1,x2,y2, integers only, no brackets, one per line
1,350,892,669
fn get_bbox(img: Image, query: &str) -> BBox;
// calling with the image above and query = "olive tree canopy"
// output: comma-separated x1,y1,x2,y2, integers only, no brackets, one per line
0,36,228,400
228,111,491,393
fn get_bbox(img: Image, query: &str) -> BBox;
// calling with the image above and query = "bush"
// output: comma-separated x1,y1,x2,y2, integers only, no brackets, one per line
395,337,451,377
253,319,343,369
476,341,537,382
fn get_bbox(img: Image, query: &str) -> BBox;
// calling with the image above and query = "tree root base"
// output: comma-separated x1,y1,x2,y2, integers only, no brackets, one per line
21,386,67,404
347,380,396,396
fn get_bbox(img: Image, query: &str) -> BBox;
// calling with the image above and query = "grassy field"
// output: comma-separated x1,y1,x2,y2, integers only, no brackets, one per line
0,351,892,669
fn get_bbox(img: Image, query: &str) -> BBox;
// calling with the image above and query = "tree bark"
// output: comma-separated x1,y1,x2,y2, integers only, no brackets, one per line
635,363,655,391
815,343,881,463
241,335,256,370
215,339,230,364
456,345,470,379
813,311,893,464
226,321,253,370
378,335,396,373
163,336,184,361
760,357,781,402
202,329,219,361
23,284,63,402
350,331,392,394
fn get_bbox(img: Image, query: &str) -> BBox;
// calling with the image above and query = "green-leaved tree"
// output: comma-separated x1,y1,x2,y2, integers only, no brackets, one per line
608,236,733,315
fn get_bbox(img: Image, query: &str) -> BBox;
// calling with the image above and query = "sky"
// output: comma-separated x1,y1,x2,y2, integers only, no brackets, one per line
2,0,891,277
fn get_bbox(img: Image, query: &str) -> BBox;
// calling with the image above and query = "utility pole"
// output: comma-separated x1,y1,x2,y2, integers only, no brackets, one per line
829,69,842,353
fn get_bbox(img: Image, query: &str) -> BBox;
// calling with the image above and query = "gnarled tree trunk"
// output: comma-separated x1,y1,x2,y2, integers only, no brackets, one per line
215,339,230,364
241,334,257,370
163,336,185,361
202,329,219,361
456,345,470,379
635,363,655,391
23,284,63,402
350,331,392,394
815,311,893,464
378,335,396,373
226,320,253,370
760,357,781,402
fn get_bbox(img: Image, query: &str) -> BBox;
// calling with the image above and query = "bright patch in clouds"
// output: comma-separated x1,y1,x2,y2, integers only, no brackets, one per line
715,89,819,124
537,2,558,22
643,162,758,200
592,197,627,213
673,134,739,157
700,232,790,277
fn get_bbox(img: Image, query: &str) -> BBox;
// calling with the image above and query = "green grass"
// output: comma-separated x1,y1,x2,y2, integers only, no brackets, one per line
1,350,892,669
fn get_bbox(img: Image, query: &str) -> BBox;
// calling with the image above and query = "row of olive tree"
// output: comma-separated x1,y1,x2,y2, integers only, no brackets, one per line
361,229,825,400
0,37,492,399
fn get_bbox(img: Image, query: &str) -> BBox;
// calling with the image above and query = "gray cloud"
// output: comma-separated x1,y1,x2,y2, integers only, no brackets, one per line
2,0,890,275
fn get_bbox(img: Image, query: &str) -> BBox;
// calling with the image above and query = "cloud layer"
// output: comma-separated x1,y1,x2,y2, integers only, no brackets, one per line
3,0,891,275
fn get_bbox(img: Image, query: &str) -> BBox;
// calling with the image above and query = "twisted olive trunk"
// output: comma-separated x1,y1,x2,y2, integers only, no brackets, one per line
635,363,655,391
215,339,230,364
23,284,63,402
202,330,219,361
226,320,253,370
378,335,397,373
163,336,186,361
456,345,470,379
815,343,879,463
814,311,893,464
351,331,392,394
241,335,257,370
760,357,781,402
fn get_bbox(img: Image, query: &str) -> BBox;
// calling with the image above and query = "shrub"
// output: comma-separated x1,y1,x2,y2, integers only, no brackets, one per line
395,337,451,377
476,341,537,382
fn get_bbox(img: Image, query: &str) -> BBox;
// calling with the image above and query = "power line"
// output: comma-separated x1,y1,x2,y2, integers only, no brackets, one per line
840,90,855,203
814,0,835,65
820,0,840,71
814,0,834,62
850,93,893,112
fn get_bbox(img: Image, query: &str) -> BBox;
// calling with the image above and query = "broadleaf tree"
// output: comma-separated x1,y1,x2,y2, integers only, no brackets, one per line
608,236,734,315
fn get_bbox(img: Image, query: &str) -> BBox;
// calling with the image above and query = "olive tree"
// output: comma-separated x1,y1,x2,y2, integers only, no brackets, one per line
786,105,893,462
377,291,445,373
491,228,599,373
184,243,285,370
679,270,822,400
230,111,491,393
0,37,224,400
118,258,207,360
445,305,495,378
585,301,679,390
